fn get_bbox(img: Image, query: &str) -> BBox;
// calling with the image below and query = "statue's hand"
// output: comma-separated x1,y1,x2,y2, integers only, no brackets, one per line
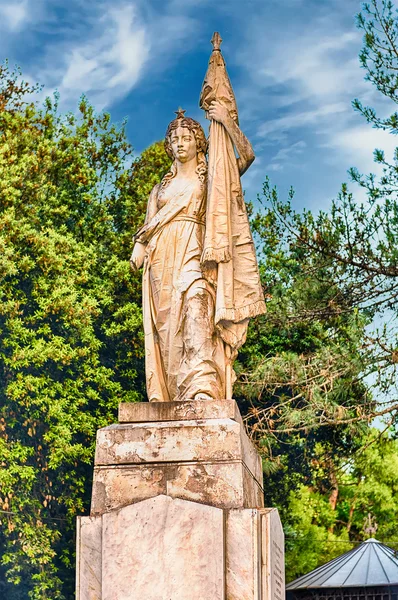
130,242,146,271
208,101,231,126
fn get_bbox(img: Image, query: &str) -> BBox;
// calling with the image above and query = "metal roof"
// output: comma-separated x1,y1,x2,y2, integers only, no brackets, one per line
286,539,398,590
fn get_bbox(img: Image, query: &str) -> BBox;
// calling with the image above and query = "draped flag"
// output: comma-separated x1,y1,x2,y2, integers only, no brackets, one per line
199,32,266,356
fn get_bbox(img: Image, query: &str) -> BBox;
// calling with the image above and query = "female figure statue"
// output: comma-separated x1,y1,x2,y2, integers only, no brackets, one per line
131,33,266,403
130,102,259,403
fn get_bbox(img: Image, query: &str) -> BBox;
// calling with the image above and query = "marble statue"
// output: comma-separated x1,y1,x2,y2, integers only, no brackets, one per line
130,33,266,403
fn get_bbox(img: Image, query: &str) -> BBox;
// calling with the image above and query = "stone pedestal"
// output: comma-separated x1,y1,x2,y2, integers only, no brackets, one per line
91,399,264,515
76,401,285,600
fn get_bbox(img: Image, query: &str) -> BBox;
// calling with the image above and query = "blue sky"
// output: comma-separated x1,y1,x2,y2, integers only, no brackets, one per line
0,0,395,211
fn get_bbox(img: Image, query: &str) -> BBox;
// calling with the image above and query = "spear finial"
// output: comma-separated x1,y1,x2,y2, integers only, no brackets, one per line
211,32,222,51
174,107,186,119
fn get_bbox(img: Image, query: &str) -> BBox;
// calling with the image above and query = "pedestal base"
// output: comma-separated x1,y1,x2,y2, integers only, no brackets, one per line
77,401,284,599
91,400,264,515
76,495,285,600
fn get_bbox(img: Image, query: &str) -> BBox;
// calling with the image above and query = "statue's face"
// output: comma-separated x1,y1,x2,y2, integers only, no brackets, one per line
169,126,197,163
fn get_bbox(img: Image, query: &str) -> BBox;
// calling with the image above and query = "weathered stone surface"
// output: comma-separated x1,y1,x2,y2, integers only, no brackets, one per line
91,464,166,515
101,495,225,600
226,507,285,600
95,418,242,465
243,464,264,508
95,413,261,475
262,508,285,600
165,461,260,508
91,460,263,515
76,516,102,600
119,399,242,424
226,509,261,600
92,404,264,515
240,423,263,483
77,501,284,599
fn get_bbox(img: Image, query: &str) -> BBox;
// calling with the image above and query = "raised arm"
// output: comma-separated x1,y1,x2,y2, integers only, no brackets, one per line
207,100,255,176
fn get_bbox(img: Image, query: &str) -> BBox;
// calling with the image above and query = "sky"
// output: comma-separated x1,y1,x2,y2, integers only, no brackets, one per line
0,0,396,211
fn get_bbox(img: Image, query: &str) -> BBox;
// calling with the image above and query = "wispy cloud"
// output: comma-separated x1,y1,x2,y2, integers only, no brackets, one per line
54,5,149,109
257,103,348,140
325,125,397,174
239,4,366,103
259,32,361,103
242,17,367,138
268,140,307,172
0,0,29,32
16,0,202,111
0,0,394,210
231,0,398,206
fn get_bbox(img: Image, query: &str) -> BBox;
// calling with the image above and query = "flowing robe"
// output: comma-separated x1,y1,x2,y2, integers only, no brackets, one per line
135,177,226,402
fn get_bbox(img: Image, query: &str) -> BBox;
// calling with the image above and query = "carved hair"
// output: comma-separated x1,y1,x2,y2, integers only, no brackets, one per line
161,116,208,191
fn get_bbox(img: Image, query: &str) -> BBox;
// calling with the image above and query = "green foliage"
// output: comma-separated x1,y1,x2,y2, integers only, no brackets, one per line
235,182,372,444
4,3,398,588
282,431,398,581
243,0,398,432
284,485,351,580
233,161,378,586
238,0,398,581
0,62,171,598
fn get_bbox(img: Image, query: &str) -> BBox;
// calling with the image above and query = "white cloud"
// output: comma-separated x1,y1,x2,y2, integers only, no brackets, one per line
267,163,283,172
168,0,212,8
268,140,307,171
0,0,29,31
55,5,149,109
21,1,201,111
240,11,365,108
233,1,398,204
260,33,361,103
257,103,348,139
325,124,397,175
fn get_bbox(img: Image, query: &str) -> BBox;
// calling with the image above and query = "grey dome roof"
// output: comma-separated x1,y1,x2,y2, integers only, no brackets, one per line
286,539,398,590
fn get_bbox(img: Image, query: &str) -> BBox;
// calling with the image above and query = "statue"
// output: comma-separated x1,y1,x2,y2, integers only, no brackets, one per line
130,33,266,402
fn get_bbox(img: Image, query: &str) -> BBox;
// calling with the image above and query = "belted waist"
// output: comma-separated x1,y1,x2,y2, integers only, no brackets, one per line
172,215,205,226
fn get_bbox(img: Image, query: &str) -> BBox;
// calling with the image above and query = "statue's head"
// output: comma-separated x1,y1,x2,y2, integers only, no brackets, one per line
164,109,208,162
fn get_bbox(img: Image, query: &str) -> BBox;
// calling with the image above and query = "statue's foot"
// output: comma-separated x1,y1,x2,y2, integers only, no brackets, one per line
194,392,213,401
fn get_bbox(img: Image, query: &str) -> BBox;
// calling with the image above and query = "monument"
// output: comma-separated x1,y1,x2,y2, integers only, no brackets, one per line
76,33,285,600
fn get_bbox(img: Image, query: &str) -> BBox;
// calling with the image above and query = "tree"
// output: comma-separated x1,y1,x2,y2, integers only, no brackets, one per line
242,0,398,433
233,194,372,451
232,0,398,580
0,62,171,598
281,430,398,581
4,4,398,586
232,226,374,574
